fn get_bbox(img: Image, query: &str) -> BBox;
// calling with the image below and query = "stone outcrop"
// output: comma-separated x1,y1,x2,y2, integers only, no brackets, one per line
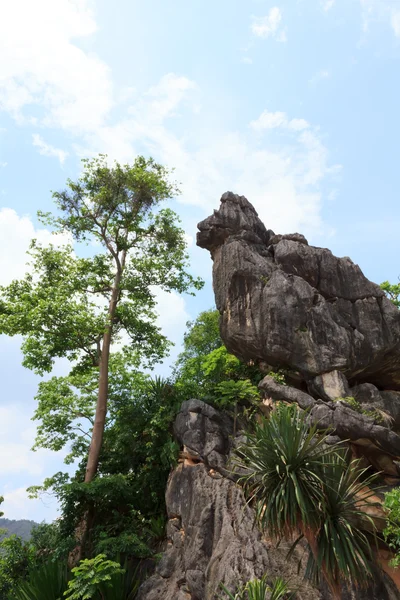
197,192,400,390
138,192,400,599
137,400,399,600
197,192,400,477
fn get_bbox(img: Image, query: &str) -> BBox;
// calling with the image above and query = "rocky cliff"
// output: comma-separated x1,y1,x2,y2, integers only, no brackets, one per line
137,400,399,600
197,192,400,480
138,192,400,599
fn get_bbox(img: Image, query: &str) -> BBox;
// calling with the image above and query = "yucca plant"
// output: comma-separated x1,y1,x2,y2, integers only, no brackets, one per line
220,575,294,599
235,405,336,537
12,560,69,600
234,405,378,599
305,453,377,596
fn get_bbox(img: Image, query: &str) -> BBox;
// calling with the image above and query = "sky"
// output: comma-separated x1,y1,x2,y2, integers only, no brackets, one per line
1,0,400,523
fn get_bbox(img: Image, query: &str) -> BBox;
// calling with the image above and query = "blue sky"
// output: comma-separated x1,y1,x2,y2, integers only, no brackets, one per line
1,0,400,523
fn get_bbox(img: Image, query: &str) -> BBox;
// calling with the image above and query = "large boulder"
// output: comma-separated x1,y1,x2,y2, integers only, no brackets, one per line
197,192,400,390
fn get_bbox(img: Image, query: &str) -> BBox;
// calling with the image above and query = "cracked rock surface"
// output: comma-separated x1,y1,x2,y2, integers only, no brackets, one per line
137,401,399,600
197,192,400,390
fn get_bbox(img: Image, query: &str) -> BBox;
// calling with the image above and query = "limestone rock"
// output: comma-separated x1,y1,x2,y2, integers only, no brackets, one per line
197,192,400,389
137,400,400,600
310,370,350,402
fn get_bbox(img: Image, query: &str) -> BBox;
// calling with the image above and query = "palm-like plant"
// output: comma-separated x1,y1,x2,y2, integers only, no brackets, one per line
305,453,377,594
12,561,69,600
234,405,378,599
235,405,335,537
220,575,294,599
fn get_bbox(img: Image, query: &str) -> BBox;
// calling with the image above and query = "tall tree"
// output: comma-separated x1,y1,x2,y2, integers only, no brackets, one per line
0,155,202,558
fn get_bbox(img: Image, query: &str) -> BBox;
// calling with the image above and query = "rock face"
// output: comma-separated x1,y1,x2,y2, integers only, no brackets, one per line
197,192,400,390
138,193,400,599
137,400,400,600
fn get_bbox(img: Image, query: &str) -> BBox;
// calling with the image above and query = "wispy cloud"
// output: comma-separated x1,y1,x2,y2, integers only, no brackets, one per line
250,109,310,132
32,134,68,164
391,11,400,37
251,7,287,41
322,0,335,11
309,69,330,84
360,0,400,37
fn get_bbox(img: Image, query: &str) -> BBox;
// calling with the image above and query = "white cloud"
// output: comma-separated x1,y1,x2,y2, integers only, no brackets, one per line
0,0,336,238
32,134,68,164
153,288,190,351
0,0,113,131
323,0,335,11
241,57,253,65
359,1,400,37
0,208,71,286
250,109,310,132
0,405,62,521
391,11,400,37
2,486,59,522
82,77,339,236
251,7,286,41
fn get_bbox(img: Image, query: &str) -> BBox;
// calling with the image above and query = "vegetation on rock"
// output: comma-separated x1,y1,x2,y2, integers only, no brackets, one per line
235,405,378,599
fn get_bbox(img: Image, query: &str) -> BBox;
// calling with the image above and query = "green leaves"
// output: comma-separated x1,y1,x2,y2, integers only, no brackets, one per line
220,575,295,600
235,406,331,535
12,561,69,600
64,555,124,600
380,280,400,308
215,379,259,409
384,487,400,567
235,405,377,590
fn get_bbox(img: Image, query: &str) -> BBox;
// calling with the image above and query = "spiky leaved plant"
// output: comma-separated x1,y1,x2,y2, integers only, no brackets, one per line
234,405,378,599
220,575,295,600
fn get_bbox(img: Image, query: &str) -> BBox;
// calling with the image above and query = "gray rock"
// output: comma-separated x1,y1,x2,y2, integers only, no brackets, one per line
259,375,315,409
352,384,400,429
259,377,400,466
197,192,400,389
137,401,400,600
310,370,350,402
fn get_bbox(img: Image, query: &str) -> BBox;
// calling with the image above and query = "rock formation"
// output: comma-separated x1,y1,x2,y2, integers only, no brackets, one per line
197,192,400,391
137,400,399,600
197,192,400,478
138,192,400,599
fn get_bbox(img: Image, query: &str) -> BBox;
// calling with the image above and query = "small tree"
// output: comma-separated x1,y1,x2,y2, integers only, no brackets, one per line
0,155,202,561
64,554,124,600
380,280,400,308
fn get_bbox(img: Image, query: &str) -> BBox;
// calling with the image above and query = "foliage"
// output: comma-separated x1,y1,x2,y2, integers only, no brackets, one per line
64,554,124,600
0,154,202,511
29,368,181,559
234,405,377,595
380,280,400,308
220,575,295,600
178,309,222,360
12,560,69,600
383,487,400,567
214,379,260,409
0,535,36,599
334,396,385,424
174,310,264,406
11,557,139,600
304,452,377,587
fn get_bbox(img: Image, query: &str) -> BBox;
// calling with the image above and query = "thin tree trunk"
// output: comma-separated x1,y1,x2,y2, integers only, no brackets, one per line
69,251,126,566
